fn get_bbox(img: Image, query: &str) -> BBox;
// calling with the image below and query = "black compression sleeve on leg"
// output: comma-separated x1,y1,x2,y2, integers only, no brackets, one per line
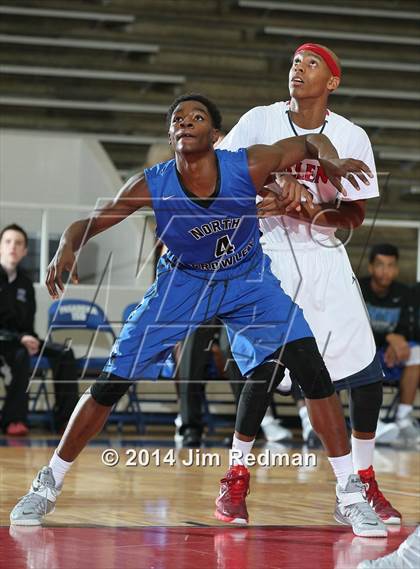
349,380,383,433
235,336,333,436
217,325,246,405
280,338,335,400
226,358,246,406
90,373,134,406
178,325,214,431
235,360,284,437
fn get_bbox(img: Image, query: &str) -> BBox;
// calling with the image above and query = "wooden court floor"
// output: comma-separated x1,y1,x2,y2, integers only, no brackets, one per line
0,439,419,568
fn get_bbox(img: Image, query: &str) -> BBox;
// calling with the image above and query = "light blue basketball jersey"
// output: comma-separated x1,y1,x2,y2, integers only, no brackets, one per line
102,147,314,380
144,148,261,273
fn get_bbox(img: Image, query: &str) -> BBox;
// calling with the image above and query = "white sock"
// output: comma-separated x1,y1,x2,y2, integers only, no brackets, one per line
351,436,375,472
49,451,74,489
328,452,354,489
231,435,255,466
396,403,412,421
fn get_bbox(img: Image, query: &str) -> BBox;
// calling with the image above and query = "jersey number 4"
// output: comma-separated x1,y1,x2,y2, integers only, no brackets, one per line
215,235,235,257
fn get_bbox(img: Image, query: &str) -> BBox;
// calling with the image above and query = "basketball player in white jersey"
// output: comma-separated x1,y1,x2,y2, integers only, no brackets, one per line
218,43,401,525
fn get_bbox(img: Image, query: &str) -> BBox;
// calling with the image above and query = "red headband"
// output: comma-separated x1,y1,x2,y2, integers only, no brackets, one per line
294,43,341,78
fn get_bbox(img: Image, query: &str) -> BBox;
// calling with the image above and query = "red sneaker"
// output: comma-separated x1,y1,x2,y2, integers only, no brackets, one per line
214,465,250,524
6,422,29,436
358,465,402,525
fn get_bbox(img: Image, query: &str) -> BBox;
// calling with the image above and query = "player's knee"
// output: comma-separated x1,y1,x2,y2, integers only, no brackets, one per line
250,359,285,393
280,338,335,399
350,381,383,433
301,367,335,399
281,337,335,399
90,373,134,406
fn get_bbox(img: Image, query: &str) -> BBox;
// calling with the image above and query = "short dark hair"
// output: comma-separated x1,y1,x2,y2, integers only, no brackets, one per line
166,93,222,130
0,223,28,246
369,243,399,263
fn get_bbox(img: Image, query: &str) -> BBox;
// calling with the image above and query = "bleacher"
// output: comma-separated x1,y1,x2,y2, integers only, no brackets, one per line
0,0,419,281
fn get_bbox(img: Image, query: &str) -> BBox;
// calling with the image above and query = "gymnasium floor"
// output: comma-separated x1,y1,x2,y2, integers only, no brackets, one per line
0,432,418,569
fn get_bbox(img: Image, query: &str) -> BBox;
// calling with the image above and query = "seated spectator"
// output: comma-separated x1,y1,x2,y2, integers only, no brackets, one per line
0,224,79,435
359,244,420,444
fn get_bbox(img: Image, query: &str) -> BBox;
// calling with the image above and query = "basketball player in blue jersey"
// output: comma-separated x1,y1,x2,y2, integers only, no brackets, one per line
10,94,385,536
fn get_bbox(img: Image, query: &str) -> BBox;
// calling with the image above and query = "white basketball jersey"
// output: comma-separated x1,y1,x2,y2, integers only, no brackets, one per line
218,101,379,246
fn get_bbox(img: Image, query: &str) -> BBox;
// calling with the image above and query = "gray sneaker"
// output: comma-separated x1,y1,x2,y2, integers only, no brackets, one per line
334,474,387,537
10,466,59,526
357,526,420,568
396,415,420,444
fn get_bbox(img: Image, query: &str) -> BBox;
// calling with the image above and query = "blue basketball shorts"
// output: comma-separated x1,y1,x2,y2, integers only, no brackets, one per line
377,341,420,382
102,252,313,380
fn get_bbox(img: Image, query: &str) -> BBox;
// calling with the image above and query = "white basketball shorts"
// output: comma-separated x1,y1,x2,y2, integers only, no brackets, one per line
263,239,377,382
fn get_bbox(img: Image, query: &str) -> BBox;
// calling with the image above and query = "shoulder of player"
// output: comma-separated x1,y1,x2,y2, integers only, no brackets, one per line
144,158,175,176
215,147,247,159
240,101,285,122
216,147,255,171
328,110,370,140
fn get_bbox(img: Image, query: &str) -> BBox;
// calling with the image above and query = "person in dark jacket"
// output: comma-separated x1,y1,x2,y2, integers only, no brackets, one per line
0,223,78,435
359,244,420,444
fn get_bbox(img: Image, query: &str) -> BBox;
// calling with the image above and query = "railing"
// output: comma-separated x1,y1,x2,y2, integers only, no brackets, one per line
2,202,420,281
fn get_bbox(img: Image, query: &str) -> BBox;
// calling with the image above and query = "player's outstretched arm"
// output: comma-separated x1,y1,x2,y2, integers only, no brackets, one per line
46,174,152,298
247,134,373,196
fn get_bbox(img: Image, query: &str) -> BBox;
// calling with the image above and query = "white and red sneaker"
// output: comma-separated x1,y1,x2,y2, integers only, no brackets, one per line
358,466,402,525
214,465,250,524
